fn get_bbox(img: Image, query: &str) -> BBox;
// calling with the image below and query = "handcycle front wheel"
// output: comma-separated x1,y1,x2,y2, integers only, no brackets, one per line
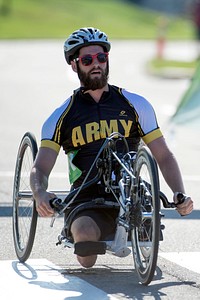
131,146,160,285
12,132,38,262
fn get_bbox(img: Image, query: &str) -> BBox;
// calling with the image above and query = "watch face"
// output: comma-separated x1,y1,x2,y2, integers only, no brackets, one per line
177,192,185,204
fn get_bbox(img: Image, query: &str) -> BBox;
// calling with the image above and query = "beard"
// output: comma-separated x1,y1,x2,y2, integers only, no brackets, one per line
77,63,109,91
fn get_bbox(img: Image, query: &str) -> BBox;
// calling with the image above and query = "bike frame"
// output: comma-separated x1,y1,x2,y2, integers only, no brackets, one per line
50,132,174,257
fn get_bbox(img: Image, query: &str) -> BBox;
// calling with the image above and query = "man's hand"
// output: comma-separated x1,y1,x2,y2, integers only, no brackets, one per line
34,190,56,217
174,192,193,216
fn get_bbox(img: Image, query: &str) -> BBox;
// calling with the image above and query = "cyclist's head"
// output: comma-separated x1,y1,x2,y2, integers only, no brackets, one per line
64,27,111,65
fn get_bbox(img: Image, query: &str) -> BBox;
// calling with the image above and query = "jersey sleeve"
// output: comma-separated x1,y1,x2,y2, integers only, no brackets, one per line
122,89,163,144
40,97,71,153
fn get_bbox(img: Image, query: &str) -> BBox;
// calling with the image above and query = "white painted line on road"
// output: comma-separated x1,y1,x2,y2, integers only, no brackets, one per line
159,252,200,274
0,171,14,177
163,175,200,182
0,259,117,300
182,175,200,182
1,171,200,181
0,171,68,178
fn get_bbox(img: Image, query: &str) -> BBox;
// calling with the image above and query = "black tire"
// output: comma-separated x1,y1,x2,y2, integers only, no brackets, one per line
131,146,160,285
12,132,38,262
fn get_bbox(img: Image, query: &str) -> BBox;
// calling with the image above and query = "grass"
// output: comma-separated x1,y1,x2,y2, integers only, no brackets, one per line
150,58,198,69
0,0,195,39
147,58,198,78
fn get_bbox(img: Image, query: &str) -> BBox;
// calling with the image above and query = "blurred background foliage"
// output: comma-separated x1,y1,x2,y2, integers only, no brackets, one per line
0,0,196,39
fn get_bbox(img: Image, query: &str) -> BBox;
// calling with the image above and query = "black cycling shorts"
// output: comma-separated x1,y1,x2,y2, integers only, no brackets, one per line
72,207,119,240
63,183,119,241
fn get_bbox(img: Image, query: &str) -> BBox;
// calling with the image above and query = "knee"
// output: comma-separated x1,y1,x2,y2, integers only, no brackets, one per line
71,216,101,242
70,216,101,268
77,255,97,268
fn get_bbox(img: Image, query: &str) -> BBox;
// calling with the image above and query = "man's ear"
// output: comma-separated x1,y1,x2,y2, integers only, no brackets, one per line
71,61,78,73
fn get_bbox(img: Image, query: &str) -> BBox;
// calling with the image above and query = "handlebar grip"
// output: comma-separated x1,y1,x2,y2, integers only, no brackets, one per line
49,197,65,213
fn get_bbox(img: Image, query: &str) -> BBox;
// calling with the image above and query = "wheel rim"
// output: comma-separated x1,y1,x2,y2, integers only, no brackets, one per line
13,134,38,261
131,147,160,284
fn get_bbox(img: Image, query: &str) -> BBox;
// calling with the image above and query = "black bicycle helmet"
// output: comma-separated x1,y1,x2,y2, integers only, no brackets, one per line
64,27,111,64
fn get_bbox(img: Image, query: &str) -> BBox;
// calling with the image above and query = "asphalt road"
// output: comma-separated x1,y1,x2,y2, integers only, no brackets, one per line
0,40,200,299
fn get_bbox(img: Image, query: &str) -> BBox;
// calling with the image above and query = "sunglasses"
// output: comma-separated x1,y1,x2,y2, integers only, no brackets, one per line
75,52,109,66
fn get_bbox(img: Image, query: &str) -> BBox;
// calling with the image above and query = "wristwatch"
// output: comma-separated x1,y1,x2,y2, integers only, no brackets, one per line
176,192,186,204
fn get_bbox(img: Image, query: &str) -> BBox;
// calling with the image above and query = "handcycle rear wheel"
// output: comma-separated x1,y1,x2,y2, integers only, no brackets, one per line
12,132,38,262
131,146,160,285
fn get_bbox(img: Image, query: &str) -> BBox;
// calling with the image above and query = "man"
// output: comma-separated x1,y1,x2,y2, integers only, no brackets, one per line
30,27,193,268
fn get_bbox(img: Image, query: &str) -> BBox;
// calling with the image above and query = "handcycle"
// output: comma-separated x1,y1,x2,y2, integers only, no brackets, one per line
12,131,179,285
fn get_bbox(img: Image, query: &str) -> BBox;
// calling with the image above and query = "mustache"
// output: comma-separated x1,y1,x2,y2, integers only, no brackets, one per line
89,67,103,73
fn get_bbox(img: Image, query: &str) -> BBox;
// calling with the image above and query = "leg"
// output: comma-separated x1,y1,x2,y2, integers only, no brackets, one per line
71,216,101,268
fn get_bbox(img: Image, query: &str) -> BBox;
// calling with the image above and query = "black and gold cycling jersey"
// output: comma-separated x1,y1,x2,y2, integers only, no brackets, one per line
41,85,162,186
